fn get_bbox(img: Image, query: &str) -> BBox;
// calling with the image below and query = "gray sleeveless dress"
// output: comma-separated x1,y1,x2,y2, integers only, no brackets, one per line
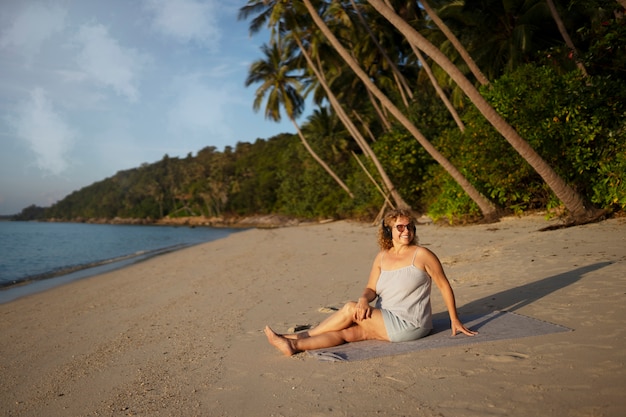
375,249,433,342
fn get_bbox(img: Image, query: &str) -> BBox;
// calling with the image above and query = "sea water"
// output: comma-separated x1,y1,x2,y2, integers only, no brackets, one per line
0,221,242,303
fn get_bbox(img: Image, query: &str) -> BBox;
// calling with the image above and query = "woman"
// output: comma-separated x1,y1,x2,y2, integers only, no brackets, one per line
264,209,476,356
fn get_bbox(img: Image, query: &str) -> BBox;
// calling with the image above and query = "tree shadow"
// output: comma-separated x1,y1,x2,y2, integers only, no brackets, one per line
434,261,614,329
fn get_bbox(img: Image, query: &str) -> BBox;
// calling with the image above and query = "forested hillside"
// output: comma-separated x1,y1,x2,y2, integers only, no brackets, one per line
38,133,383,222
16,0,626,224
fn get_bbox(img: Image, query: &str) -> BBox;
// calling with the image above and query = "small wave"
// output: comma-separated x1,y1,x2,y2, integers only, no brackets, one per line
0,243,188,290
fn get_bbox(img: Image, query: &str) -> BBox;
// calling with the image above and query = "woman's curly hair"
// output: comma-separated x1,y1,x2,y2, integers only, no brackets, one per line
377,209,419,250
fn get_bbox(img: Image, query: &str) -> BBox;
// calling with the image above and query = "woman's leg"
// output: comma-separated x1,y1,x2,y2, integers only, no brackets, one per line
263,326,344,355
281,302,359,340
265,309,389,356
264,325,361,356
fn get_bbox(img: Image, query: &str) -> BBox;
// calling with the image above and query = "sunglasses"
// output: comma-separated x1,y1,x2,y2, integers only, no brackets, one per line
394,223,415,233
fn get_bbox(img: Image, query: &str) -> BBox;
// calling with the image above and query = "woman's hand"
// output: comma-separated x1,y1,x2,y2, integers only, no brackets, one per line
450,318,478,337
354,297,372,321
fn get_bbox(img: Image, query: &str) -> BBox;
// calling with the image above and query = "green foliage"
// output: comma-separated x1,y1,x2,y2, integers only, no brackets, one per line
274,139,355,218
39,132,382,222
421,170,481,223
590,139,626,209
579,9,626,77
371,131,433,212
428,63,626,217
343,156,387,220
228,139,284,214
485,65,626,212
36,61,625,222
14,205,47,221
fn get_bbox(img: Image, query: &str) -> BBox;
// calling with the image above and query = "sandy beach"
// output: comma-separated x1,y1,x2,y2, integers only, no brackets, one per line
1,214,625,416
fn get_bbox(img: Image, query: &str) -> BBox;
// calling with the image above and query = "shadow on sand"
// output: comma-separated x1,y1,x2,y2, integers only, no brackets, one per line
434,261,614,329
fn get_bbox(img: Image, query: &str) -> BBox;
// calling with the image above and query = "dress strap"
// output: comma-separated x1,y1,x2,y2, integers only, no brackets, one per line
411,247,420,265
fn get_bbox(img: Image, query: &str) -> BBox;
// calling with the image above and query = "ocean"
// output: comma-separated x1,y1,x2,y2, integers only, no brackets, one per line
0,221,242,304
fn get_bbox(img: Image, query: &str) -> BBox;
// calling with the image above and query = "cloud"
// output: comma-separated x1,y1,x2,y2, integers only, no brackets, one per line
143,0,221,50
73,23,148,102
167,73,233,145
0,2,67,63
10,87,76,175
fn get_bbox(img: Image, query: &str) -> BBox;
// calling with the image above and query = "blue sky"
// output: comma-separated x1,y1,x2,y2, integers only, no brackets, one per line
0,0,297,215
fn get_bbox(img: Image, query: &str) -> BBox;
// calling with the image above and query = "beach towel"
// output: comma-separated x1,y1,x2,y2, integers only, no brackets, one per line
308,311,571,362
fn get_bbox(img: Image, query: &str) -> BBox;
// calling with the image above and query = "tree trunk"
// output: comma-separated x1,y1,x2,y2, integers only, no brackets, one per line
303,0,498,220
352,151,395,209
368,0,604,223
366,88,392,131
409,43,465,131
290,116,355,198
546,0,589,77
419,0,490,86
349,0,413,105
352,110,377,142
294,32,410,209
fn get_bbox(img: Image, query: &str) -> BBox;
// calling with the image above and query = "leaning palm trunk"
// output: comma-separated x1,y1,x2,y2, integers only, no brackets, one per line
410,43,465,131
367,88,392,131
352,151,395,209
368,0,603,223
546,0,589,77
302,0,498,220
419,0,490,86
290,116,354,198
349,0,413,106
293,32,410,209
352,110,377,142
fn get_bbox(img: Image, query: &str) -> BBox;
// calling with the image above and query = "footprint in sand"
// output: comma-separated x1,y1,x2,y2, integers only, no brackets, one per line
318,306,339,313
484,352,529,363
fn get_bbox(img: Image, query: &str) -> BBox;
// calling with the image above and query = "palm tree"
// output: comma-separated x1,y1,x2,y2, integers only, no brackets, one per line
290,27,412,209
245,42,354,198
346,0,414,106
301,107,390,204
301,107,349,154
435,0,562,80
349,0,464,134
368,0,604,223
347,1,467,131
241,0,410,208
302,0,499,220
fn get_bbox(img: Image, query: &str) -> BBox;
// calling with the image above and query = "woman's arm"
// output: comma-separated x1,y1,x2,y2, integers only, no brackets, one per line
354,252,383,321
422,248,477,336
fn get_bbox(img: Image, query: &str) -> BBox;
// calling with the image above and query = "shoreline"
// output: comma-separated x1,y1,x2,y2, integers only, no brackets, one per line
20,208,625,229
26,213,328,229
0,243,193,305
0,243,189,289
0,222,246,304
1,214,624,416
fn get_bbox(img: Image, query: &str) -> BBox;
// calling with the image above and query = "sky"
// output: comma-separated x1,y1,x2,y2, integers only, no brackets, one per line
0,0,297,215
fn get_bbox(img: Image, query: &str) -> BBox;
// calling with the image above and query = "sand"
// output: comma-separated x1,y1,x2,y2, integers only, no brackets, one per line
1,214,625,416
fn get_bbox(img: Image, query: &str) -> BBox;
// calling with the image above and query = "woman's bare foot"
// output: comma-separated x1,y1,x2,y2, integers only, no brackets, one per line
264,326,297,356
